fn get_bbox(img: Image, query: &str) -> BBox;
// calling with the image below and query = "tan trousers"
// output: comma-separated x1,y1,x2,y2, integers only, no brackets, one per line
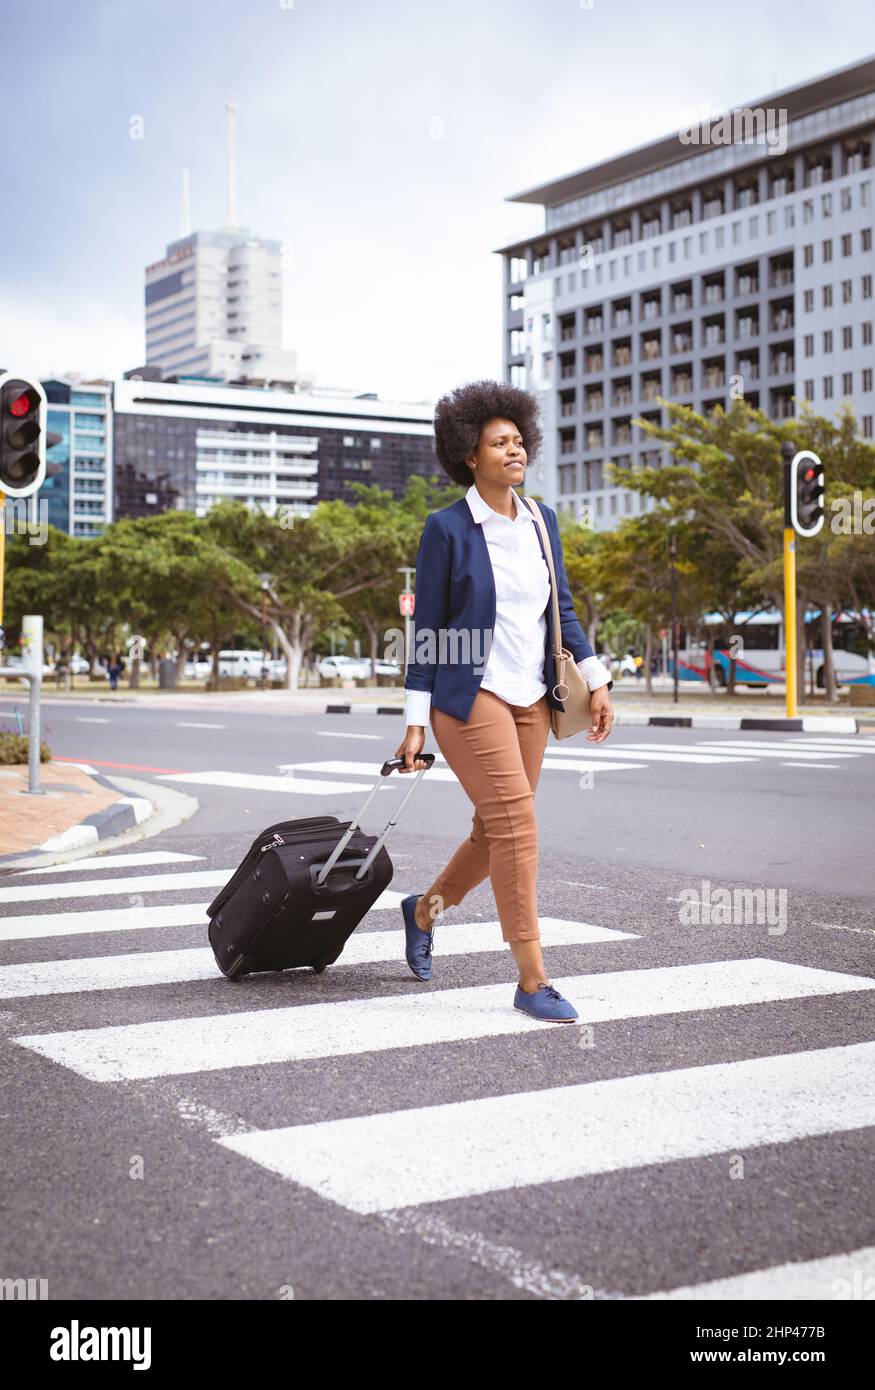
422,687,552,943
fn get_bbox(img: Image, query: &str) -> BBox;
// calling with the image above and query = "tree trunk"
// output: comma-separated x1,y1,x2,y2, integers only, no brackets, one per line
796,595,806,699
272,613,304,692
173,631,189,681
821,601,838,702
643,624,653,696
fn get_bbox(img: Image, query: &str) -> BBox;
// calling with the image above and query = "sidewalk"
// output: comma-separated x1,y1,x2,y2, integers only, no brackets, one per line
0,760,152,860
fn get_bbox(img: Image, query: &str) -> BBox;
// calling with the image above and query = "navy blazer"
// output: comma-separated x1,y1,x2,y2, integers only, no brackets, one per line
404,492,595,723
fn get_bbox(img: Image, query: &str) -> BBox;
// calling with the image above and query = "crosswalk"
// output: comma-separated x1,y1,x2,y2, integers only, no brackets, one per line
141,733,875,795
3,847,874,1299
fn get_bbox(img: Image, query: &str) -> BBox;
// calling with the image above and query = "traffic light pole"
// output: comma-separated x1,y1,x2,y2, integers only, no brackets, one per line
780,441,825,719
783,522,798,719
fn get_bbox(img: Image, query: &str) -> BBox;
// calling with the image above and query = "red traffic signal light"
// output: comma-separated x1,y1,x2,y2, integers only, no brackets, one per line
0,373,46,498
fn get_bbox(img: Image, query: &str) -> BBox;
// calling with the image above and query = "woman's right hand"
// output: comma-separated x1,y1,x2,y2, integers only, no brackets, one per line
395,725,428,773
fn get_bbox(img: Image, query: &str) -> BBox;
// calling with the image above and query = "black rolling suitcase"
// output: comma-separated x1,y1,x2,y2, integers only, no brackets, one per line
206,752,435,981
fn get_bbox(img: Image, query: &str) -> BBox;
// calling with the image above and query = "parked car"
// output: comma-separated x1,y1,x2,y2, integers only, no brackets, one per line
184,659,213,680
374,659,402,678
317,655,371,681
217,649,267,678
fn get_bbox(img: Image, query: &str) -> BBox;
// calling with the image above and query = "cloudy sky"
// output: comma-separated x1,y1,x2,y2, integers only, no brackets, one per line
1,0,871,402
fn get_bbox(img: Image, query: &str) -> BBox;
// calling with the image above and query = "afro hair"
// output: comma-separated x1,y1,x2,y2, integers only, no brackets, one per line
432,379,543,486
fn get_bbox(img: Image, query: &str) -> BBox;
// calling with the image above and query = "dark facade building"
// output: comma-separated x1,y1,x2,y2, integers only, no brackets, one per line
111,378,438,520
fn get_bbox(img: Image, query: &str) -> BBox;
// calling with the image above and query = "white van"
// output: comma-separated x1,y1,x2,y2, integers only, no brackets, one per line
217,650,268,678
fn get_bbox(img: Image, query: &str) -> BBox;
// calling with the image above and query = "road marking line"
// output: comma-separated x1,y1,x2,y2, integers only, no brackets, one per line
0,921,633,998
217,1041,875,1214
0,887,414,941
16,851,202,876
0,869,231,905
14,959,872,1082
639,1243,875,1301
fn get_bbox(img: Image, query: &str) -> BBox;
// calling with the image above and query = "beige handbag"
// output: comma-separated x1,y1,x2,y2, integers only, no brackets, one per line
521,496,593,741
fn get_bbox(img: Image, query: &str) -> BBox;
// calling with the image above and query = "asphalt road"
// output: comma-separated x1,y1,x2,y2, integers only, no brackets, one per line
0,696,873,1301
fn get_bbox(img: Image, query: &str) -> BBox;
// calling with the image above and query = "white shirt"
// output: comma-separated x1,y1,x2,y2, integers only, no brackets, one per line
404,484,612,725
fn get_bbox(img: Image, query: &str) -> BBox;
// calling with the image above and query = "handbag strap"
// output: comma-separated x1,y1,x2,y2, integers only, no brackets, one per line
520,494,563,659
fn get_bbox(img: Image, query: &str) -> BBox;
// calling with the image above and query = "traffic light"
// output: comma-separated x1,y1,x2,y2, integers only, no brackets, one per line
788,449,825,537
0,371,47,498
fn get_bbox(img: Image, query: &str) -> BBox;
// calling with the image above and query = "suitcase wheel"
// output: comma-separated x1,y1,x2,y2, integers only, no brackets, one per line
312,962,328,974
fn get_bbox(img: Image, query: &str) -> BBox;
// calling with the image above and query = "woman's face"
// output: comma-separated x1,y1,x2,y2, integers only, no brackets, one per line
467,416,526,484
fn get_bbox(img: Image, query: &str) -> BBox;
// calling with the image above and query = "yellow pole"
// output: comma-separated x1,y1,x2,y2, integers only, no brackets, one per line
784,525,797,719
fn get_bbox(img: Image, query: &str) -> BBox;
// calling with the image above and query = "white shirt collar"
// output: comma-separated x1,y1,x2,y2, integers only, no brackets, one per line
465,483,533,525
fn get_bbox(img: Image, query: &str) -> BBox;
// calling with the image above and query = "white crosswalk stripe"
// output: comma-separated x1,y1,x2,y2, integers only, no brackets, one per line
217,1042,875,1214
17,850,203,875
13,959,872,1081
0,868,232,905
639,1244,875,1301
0,919,631,998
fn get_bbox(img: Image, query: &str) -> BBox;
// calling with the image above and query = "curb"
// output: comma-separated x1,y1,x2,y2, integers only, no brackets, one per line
0,772,198,873
321,702,862,734
0,764,153,867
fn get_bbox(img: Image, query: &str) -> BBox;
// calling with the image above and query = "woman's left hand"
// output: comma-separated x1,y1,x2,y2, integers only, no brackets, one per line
586,686,614,743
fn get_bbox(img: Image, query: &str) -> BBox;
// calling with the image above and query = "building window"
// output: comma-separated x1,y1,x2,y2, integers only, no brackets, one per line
842,233,853,256
343,435,355,446
864,322,873,345
841,186,853,211
823,330,833,352
863,228,873,252
823,376,833,398
842,326,853,349
804,289,814,312
370,438,382,449
864,368,873,391
803,245,814,266
822,285,833,308
863,275,873,299
767,211,776,233
804,334,814,356
842,279,853,303
732,222,741,244
802,199,814,222
715,227,724,248
822,239,833,262
863,416,873,437
842,372,853,395
804,379,814,399
822,192,833,217
784,205,795,228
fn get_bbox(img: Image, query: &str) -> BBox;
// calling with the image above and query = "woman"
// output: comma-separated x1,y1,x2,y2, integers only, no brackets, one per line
394,380,614,1022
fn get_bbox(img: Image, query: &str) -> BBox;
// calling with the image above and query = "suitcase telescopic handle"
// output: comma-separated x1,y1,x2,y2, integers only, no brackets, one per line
314,751,436,885
380,753,435,776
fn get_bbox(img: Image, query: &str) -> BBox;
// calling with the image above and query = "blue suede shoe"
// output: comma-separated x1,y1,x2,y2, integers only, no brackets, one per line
513,983,578,1022
401,893,434,981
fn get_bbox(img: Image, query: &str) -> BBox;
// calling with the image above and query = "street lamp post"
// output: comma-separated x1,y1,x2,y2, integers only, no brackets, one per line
259,572,271,688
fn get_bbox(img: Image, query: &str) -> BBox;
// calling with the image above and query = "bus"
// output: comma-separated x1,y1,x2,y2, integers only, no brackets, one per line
668,609,875,688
